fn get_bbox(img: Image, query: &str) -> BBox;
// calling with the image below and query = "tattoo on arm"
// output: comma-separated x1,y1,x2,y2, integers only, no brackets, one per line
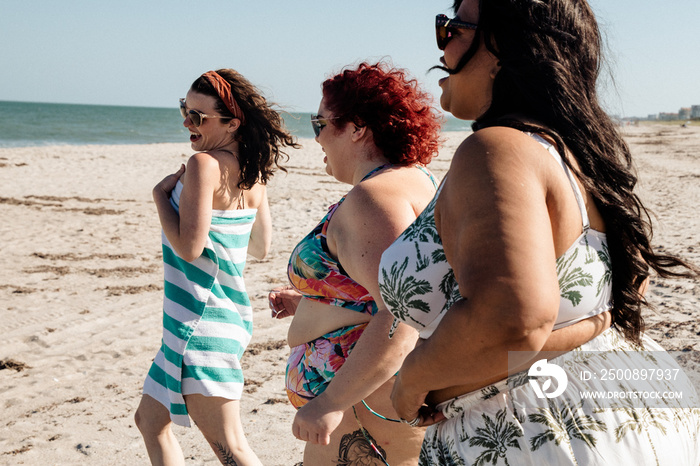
213,441,238,466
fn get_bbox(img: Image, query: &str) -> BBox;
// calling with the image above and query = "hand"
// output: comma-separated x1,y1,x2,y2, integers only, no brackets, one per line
292,396,344,445
154,164,186,197
391,371,445,428
269,285,301,319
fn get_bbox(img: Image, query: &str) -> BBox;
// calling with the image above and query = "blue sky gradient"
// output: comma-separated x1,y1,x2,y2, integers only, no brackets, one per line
1,1,698,117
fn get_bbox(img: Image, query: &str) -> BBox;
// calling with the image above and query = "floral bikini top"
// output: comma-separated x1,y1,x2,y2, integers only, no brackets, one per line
378,134,613,338
288,164,437,316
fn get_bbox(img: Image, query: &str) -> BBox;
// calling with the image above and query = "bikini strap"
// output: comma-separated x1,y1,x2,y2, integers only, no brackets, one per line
416,164,439,189
330,163,394,211
360,163,394,182
326,163,431,234
362,163,438,188
236,189,246,210
530,134,590,230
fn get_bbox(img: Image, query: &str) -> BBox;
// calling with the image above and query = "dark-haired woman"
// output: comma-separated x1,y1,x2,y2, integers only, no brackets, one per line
135,69,298,466
384,1,700,464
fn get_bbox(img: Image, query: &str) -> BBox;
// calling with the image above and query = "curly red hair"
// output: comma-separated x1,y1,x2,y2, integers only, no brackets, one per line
322,62,442,165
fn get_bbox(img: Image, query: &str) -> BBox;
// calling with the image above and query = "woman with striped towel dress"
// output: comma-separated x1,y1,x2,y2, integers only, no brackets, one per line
135,69,298,466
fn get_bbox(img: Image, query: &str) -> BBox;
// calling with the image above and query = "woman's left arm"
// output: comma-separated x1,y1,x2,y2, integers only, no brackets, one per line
290,182,421,445
247,185,271,259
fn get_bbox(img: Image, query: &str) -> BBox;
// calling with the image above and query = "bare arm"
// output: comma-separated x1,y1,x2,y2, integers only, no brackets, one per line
543,274,647,352
247,185,271,259
154,153,219,262
392,128,563,422
542,311,611,352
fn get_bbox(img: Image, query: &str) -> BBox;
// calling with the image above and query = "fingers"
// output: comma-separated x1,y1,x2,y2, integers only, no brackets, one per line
291,424,330,445
268,291,285,318
319,432,330,446
398,405,444,428
400,414,422,427
416,406,445,427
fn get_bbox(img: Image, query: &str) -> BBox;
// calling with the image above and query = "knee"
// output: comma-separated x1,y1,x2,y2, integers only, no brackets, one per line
135,402,168,437
134,405,148,434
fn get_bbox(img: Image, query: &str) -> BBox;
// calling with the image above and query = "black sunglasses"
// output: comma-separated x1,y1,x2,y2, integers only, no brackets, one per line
310,114,338,137
435,14,478,50
179,98,228,127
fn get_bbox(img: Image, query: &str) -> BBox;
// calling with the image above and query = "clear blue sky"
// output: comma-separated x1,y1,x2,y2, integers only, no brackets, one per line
1,1,698,118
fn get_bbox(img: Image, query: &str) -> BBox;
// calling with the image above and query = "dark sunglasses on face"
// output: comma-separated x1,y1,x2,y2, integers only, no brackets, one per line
179,98,227,127
310,114,338,137
435,13,478,50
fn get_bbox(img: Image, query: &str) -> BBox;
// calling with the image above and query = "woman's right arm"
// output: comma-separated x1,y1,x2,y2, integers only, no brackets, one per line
391,129,563,424
541,311,610,352
543,274,649,351
155,154,219,262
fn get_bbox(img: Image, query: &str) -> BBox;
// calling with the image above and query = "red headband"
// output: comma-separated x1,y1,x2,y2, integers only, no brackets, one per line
201,71,245,124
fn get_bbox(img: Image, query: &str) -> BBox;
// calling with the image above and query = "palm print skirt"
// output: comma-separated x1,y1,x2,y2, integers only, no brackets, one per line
420,328,700,466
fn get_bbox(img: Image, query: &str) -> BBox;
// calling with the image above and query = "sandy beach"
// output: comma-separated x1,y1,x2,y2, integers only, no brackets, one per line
1,124,698,465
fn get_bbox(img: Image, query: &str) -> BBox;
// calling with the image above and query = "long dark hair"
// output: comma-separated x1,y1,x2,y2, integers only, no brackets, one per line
191,69,299,189
443,0,698,344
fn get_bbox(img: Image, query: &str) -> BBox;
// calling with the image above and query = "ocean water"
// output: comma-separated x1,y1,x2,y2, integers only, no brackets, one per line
0,100,471,148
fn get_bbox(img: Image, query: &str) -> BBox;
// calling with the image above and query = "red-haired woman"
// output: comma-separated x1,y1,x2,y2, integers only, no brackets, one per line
268,62,613,465
269,61,442,464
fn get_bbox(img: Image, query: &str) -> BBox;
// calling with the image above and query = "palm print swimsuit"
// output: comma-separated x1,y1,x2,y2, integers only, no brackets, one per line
378,133,613,339
376,133,700,465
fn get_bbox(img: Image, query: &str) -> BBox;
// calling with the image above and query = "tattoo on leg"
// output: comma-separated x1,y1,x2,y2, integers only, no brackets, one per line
336,429,387,465
213,441,238,466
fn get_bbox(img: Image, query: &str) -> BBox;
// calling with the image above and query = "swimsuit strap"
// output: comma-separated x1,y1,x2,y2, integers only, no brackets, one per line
236,189,246,210
416,164,439,189
530,134,590,230
332,164,395,210
360,163,394,182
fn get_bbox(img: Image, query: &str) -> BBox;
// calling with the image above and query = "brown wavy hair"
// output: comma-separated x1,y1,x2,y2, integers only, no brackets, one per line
191,69,299,189
322,62,442,165
441,0,699,344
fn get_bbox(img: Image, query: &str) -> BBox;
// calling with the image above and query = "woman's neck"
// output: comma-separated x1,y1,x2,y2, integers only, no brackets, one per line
351,157,392,186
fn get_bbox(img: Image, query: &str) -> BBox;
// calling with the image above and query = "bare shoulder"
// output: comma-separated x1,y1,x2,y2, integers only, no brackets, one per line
456,126,546,165
187,150,240,178
344,165,436,214
449,127,551,187
244,182,267,210
185,151,221,180
329,167,434,250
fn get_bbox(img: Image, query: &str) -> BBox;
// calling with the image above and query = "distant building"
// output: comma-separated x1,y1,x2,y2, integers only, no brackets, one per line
647,114,658,120
679,107,691,120
659,112,679,121
692,105,700,119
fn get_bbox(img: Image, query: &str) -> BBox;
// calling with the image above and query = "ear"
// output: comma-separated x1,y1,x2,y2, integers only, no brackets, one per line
227,118,242,133
489,60,502,80
350,125,367,142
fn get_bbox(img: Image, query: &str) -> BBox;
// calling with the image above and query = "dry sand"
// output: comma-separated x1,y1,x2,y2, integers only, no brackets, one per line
0,124,698,465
